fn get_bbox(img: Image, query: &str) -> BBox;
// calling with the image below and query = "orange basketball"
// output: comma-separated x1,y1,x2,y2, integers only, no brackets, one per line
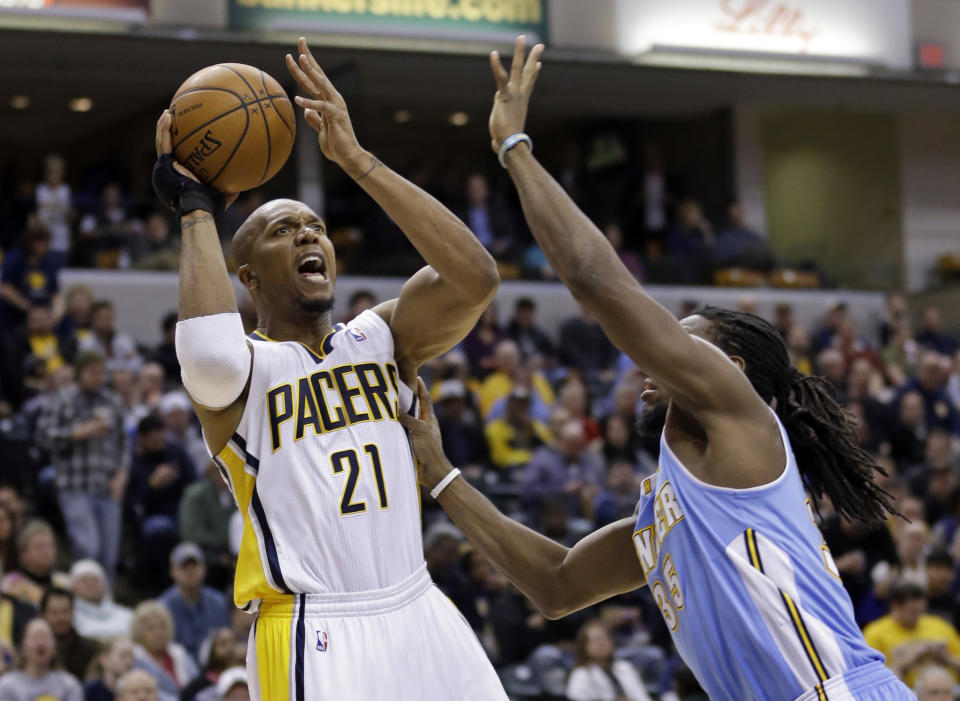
170,63,295,193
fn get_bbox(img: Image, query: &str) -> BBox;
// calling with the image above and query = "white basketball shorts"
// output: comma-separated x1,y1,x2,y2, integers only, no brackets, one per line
246,563,508,700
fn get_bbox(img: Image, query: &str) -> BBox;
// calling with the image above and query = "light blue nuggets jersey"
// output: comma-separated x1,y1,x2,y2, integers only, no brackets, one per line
633,410,901,701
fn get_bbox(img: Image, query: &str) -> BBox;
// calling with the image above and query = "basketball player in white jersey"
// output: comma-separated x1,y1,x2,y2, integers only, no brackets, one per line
151,37,508,701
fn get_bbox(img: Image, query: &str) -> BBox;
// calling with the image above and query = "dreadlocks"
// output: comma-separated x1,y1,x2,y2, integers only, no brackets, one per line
695,305,897,524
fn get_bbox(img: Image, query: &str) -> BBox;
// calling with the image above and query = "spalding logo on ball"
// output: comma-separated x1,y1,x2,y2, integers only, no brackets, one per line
170,63,295,193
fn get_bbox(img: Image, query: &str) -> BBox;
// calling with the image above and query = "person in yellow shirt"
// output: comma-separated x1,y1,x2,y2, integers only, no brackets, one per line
864,582,960,687
26,306,67,375
484,388,552,472
478,339,553,417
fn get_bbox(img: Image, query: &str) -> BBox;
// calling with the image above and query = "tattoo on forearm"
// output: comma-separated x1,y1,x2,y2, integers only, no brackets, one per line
180,214,214,231
355,156,382,182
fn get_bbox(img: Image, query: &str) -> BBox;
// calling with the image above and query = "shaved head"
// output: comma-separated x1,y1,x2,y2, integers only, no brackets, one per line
233,199,319,268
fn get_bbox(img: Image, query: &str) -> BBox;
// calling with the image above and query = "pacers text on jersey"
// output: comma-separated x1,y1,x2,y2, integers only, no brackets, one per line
266,361,401,452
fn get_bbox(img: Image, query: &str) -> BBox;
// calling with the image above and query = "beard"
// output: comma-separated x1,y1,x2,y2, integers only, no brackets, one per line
298,295,335,315
635,402,668,458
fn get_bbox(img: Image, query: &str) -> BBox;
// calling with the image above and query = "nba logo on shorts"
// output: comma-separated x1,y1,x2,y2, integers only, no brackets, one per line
316,630,328,652
349,328,366,342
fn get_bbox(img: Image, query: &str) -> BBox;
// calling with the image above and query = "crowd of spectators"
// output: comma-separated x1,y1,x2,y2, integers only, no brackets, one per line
0,148,958,699
0,240,958,698
0,147,779,286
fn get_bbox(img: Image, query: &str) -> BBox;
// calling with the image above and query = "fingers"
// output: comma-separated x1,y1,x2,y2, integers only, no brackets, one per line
298,36,313,62
414,377,436,421
288,38,338,100
296,95,341,135
295,95,336,114
299,54,341,103
489,50,508,91
286,53,320,96
509,35,527,85
155,110,172,157
297,37,323,79
523,43,545,90
397,410,420,431
303,108,325,133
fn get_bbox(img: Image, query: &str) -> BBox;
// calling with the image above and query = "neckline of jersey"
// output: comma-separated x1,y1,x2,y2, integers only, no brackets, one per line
659,406,791,495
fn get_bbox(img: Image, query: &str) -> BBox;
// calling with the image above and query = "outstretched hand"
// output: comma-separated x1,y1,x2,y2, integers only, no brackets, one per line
397,378,453,490
488,35,544,154
286,37,365,171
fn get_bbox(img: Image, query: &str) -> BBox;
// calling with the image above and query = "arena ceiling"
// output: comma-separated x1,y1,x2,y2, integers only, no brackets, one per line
3,27,960,152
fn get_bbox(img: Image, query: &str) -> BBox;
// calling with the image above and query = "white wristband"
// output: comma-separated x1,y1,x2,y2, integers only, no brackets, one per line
430,468,462,500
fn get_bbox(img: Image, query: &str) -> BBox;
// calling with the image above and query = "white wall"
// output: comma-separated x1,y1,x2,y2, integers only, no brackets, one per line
899,110,960,291
912,0,960,68
733,105,769,236
60,269,884,347
735,104,960,291
547,0,617,52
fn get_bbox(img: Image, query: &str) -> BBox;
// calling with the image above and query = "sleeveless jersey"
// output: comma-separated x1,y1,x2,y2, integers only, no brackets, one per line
633,411,884,701
212,310,423,609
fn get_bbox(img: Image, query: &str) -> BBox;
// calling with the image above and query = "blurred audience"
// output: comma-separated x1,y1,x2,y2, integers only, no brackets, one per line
131,601,197,700
0,618,82,700
864,582,960,687
38,351,127,581
157,544,230,663
69,559,133,642
566,619,652,701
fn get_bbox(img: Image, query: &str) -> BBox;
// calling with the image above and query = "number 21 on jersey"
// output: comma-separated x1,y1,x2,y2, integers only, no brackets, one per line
330,444,389,516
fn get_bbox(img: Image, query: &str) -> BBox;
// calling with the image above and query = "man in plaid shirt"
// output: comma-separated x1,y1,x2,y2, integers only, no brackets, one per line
39,351,128,581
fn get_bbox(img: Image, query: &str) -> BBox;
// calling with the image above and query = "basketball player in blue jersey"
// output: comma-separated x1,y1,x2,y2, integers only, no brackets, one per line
150,37,508,701
399,37,916,700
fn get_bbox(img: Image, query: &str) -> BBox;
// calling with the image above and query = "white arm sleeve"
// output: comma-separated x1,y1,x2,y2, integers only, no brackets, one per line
175,312,251,409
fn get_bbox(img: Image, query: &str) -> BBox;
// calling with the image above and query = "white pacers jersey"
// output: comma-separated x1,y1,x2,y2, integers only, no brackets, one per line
212,309,424,609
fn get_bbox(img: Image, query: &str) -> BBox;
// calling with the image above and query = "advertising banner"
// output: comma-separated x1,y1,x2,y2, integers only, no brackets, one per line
229,0,547,42
616,0,911,70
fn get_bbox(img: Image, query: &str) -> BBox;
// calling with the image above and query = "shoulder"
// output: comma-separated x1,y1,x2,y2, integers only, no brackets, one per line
183,480,208,499
202,587,227,604
0,670,20,686
347,307,394,343
566,665,597,691
56,670,82,690
862,616,891,636
157,586,179,604
921,614,958,635
168,641,193,663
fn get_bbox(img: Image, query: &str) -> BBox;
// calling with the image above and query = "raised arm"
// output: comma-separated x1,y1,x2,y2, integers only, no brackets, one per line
488,39,759,418
287,38,498,378
400,379,645,618
153,112,248,451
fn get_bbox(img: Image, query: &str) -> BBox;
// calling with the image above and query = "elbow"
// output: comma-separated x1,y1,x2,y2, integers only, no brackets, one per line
537,591,576,620
538,603,570,621
469,249,500,301
532,566,577,620
449,251,499,307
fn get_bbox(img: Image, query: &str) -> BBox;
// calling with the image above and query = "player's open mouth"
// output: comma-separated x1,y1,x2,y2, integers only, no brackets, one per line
297,254,328,282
